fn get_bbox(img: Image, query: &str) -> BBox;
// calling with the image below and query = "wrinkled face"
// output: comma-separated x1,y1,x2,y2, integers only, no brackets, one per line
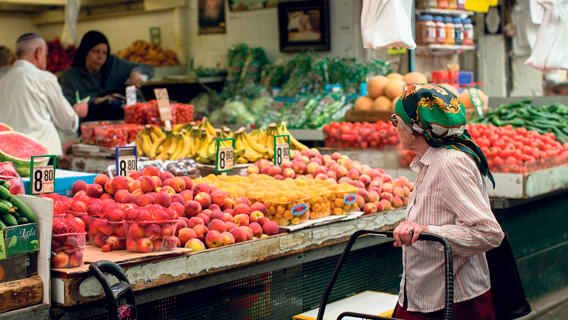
393,115,417,150
85,43,108,73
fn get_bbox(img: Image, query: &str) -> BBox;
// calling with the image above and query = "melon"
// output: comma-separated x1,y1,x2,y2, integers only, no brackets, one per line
392,95,401,110
354,96,374,111
0,132,50,177
387,73,404,81
403,72,428,85
385,79,406,100
366,76,389,99
373,96,392,111
459,88,488,110
0,123,12,132
440,83,459,96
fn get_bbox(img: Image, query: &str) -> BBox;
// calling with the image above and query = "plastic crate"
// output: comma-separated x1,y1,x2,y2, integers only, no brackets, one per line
458,71,474,87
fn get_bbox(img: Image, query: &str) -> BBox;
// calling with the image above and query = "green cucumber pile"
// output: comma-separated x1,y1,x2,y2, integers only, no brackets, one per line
471,100,568,143
0,181,36,230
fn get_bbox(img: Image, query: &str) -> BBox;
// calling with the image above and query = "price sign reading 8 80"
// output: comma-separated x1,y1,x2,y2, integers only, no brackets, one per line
216,138,235,173
116,146,138,177
29,155,56,195
274,135,290,166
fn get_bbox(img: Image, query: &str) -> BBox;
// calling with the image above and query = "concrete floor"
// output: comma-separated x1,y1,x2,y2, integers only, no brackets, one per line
533,299,568,320
520,286,568,320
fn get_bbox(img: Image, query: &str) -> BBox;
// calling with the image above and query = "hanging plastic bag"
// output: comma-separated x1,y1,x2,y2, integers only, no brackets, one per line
361,0,416,50
525,0,568,71
61,0,81,46
0,162,25,195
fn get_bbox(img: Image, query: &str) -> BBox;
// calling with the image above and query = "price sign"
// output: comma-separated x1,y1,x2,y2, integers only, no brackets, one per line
154,88,172,130
215,138,235,173
115,146,138,177
126,85,137,106
29,155,56,195
468,87,484,116
273,135,290,166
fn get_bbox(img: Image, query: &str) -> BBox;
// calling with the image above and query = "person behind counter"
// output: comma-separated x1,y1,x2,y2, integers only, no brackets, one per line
61,30,154,122
0,46,15,78
0,33,87,157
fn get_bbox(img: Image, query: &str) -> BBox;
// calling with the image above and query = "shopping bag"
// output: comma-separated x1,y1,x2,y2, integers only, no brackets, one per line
361,0,416,50
486,234,532,319
525,0,568,71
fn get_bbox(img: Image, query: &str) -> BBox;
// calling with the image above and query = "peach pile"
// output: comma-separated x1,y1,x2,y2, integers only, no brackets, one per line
51,217,86,268
68,165,282,253
248,149,414,215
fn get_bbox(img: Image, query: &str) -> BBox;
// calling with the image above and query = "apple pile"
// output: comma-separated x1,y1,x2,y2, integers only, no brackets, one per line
323,121,399,149
51,216,86,268
68,165,282,253
247,149,414,215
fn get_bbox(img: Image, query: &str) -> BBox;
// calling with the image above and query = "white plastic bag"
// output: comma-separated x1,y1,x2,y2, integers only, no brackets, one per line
61,0,81,46
361,0,416,50
525,0,568,71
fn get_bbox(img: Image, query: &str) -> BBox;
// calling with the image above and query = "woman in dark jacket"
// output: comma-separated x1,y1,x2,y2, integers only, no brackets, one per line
61,30,154,122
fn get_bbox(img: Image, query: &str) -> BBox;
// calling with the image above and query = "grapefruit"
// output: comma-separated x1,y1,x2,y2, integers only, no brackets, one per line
385,79,406,100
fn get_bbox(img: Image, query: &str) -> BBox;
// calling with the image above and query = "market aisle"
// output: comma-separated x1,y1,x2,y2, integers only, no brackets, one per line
533,300,568,320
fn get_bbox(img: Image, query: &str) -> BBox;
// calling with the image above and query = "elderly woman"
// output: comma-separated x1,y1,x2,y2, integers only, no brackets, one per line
61,30,154,122
390,84,504,320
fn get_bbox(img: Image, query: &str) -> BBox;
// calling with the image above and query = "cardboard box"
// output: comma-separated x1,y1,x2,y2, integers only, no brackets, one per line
0,223,39,258
0,251,38,283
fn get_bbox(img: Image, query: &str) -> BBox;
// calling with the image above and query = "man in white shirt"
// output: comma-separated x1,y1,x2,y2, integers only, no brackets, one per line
0,33,87,157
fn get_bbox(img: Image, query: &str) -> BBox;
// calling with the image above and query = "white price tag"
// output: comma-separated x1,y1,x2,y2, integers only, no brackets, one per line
275,143,290,166
217,147,234,172
116,147,138,177
126,85,137,106
154,88,172,122
31,165,54,194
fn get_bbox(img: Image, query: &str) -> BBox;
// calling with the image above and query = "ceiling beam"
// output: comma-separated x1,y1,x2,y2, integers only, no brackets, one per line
0,0,65,5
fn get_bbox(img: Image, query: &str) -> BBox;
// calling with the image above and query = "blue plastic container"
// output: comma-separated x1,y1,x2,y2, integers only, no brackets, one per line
458,72,473,87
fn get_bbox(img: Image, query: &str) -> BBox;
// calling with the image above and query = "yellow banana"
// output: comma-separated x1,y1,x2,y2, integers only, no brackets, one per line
170,135,188,160
149,136,166,159
140,134,153,158
235,130,262,162
277,122,308,151
244,131,268,155
150,126,165,139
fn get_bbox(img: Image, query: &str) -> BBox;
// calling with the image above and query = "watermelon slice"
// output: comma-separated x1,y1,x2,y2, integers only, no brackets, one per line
0,132,50,177
0,123,12,132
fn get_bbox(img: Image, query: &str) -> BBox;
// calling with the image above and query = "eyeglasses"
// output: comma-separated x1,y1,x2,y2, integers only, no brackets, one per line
390,113,398,127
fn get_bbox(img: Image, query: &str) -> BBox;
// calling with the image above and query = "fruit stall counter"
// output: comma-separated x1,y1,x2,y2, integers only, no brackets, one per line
49,209,405,319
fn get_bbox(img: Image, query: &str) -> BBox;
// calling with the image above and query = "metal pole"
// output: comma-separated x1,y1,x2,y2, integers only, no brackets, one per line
409,0,416,72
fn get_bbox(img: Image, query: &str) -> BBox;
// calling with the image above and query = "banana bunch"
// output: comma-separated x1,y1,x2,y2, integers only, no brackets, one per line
137,118,308,164
234,128,268,163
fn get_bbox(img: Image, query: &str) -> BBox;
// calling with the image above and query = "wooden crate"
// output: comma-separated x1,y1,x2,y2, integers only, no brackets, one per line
0,275,43,313
345,109,391,122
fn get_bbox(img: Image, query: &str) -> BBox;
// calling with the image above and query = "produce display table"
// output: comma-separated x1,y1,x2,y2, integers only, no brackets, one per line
50,210,405,319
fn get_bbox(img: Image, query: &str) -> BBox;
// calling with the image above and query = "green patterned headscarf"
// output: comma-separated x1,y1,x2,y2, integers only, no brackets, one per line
395,84,495,187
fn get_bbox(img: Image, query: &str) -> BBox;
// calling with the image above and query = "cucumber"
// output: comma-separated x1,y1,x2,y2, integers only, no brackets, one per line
0,186,11,200
0,201,13,215
1,213,17,227
9,196,36,223
16,216,29,225
0,219,5,231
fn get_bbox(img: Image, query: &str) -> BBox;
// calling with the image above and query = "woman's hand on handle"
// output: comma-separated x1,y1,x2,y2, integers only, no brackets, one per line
393,221,429,247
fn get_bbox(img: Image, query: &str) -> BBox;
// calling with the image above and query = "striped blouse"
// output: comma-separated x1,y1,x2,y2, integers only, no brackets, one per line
398,147,504,313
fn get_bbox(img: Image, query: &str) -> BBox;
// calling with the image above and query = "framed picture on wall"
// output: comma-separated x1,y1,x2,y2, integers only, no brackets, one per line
198,0,227,35
277,0,330,52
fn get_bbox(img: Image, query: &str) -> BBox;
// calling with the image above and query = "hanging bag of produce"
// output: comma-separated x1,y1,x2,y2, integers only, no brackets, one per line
361,0,417,50
525,0,568,71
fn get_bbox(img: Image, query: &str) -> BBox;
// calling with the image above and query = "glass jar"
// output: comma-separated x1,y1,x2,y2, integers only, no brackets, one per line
453,17,463,45
434,16,446,44
463,18,474,45
457,0,466,10
423,15,437,44
444,17,455,45
447,0,457,9
437,0,448,9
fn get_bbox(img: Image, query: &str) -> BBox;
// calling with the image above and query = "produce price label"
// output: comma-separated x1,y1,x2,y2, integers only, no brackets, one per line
343,193,357,205
291,203,308,216
126,85,136,106
273,135,290,166
29,155,56,195
154,88,172,123
216,138,235,173
116,146,138,177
